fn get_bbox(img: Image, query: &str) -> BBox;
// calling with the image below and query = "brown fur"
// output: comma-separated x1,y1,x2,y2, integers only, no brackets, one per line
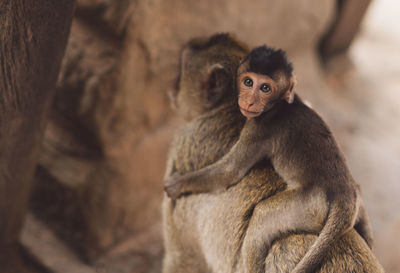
162,34,384,273
165,50,375,272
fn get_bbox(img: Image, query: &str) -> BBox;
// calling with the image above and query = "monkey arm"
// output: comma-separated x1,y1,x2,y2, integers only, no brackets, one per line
164,138,267,199
164,149,177,180
163,135,183,182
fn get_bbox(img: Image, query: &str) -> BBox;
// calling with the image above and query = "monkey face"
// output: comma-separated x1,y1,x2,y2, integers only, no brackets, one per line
237,72,278,118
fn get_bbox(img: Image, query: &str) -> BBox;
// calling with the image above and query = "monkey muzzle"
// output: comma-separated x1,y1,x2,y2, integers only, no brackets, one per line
239,107,262,118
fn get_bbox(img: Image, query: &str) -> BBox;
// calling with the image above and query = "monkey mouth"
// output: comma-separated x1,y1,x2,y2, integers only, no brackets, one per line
239,107,262,118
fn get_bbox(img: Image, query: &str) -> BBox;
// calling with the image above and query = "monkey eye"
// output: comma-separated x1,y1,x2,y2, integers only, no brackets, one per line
243,78,253,87
260,84,271,93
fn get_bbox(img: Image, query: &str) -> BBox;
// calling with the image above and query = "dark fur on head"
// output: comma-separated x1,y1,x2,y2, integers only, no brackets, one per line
243,45,293,78
173,33,248,94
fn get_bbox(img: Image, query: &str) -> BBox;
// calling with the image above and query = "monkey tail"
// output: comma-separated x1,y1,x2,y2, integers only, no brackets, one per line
291,200,359,273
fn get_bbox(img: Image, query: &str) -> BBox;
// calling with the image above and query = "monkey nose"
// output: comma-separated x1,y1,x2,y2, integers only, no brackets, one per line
246,103,255,110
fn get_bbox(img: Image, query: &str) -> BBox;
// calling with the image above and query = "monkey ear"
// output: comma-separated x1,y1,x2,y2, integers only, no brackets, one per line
284,75,296,104
203,63,230,107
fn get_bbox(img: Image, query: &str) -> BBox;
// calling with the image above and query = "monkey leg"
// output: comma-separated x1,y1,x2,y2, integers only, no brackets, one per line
354,200,374,248
162,198,210,273
241,188,328,273
263,230,384,273
163,252,209,273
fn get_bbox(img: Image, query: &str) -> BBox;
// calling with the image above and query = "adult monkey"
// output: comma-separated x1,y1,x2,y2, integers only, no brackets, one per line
165,45,375,273
162,34,383,273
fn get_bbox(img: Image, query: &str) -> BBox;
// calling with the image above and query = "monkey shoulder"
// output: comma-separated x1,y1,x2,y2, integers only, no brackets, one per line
287,99,333,140
272,98,344,166
173,106,244,173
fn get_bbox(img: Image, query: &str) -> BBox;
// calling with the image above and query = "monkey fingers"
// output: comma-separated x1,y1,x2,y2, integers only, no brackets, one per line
164,173,182,200
164,173,188,199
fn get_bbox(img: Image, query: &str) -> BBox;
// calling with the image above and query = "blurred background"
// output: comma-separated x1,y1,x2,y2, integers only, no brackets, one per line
0,0,399,272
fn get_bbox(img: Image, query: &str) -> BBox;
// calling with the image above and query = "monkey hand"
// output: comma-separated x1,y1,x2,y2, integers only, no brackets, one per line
164,173,188,200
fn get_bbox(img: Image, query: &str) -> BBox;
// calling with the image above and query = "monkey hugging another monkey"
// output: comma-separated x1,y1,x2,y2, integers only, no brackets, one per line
162,34,384,273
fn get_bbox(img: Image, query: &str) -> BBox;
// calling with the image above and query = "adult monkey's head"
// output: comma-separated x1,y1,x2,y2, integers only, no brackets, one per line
169,33,249,121
237,46,296,118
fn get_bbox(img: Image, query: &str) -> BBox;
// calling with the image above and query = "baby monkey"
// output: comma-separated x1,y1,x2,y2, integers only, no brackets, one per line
165,46,373,273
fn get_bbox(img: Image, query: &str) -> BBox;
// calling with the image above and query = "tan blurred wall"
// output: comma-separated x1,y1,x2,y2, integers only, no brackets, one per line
29,0,336,270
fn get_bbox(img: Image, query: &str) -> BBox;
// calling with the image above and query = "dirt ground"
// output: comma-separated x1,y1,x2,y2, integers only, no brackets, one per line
314,0,400,272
